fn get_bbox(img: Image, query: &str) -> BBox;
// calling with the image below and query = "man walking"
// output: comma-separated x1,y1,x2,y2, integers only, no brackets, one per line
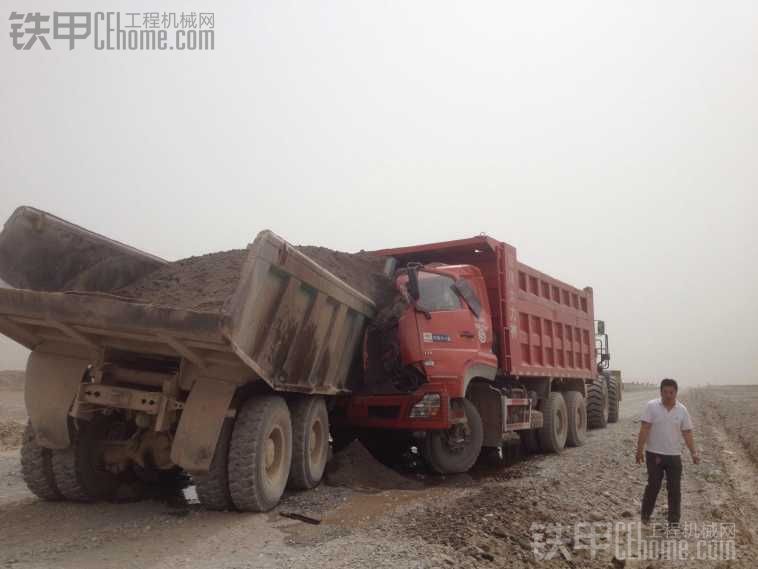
636,378,700,525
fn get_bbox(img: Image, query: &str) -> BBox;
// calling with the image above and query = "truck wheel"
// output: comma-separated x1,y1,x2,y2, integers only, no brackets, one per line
606,374,620,424
195,418,234,510
20,422,62,501
423,399,483,474
228,396,292,512
288,397,329,490
564,391,587,447
518,429,541,455
51,417,121,502
538,392,568,453
587,377,609,429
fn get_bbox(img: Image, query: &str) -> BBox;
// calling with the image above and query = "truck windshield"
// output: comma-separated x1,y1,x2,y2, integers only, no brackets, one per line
417,273,461,312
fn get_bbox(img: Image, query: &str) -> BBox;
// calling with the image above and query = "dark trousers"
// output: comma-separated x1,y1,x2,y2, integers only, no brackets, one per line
641,451,682,523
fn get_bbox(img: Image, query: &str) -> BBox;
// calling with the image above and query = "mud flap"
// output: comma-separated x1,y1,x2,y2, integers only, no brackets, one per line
25,351,90,449
171,378,237,473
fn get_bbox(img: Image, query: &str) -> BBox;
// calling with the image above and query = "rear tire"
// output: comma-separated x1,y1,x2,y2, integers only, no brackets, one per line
606,374,620,424
423,399,483,474
564,391,587,447
228,396,292,512
538,392,568,453
51,417,121,502
288,397,329,490
587,377,609,429
196,417,235,510
20,422,62,501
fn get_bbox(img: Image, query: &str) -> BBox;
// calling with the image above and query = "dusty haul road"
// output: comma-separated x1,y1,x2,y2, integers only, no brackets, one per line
1,376,757,569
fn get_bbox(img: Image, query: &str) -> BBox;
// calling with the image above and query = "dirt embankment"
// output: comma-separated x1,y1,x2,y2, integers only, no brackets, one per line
113,245,402,317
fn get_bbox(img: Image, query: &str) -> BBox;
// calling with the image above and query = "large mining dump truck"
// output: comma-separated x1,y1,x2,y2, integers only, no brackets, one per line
0,206,620,511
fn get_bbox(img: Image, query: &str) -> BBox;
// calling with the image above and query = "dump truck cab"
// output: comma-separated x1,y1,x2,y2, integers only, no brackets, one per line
347,263,498,430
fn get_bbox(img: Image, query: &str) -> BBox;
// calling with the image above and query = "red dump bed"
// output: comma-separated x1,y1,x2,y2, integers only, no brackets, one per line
374,235,597,381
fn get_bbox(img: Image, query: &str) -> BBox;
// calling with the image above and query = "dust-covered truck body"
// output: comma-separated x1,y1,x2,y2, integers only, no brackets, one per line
0,206,373,510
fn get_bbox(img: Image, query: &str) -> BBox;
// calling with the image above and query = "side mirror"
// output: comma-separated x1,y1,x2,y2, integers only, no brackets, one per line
408,267,420,301
596,320,605,335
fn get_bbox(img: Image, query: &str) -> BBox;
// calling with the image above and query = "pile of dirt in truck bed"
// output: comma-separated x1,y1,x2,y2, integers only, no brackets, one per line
325,441,423,492
113,244,404,318
113,249,247,312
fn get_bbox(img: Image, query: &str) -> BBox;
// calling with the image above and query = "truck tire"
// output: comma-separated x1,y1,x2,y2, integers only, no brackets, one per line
538,392,568,453
564,391,587,447
228,396,292,512
606,374,620,424
423,399,483,474
195,418,234,510
51,417,121,502
587,377,609,429
20,422,62,501
288,397,329,490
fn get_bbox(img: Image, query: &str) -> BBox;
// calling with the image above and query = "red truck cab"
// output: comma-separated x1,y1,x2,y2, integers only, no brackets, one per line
348,264,497,431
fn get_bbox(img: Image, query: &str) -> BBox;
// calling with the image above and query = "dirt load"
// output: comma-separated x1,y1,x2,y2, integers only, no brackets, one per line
113,245,402,317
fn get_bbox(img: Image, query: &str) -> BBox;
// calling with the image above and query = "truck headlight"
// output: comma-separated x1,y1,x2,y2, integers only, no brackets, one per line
409,393,441,418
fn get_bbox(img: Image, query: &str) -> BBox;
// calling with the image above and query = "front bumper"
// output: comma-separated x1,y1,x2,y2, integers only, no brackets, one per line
345,383,453,430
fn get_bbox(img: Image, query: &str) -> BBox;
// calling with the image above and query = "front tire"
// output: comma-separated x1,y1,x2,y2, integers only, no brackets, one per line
423,399,483,474
288,397,329,490
228,396,292,512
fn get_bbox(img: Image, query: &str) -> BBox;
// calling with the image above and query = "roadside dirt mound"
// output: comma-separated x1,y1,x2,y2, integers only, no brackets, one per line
0,420,24,450
0,370,24,390
325,441,423,492
114,245,404,318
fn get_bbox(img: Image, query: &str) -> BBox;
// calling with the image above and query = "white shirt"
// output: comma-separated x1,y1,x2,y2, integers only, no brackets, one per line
640,398,694,455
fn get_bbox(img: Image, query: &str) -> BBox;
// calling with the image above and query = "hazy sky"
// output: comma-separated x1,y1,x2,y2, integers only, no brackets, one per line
1,1,756,385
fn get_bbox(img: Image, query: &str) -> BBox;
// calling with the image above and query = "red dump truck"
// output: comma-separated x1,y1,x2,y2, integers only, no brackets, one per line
0,207,620,512
338,235,619,472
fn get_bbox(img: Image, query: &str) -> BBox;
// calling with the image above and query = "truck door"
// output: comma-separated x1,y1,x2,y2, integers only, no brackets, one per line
414,271,483,385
